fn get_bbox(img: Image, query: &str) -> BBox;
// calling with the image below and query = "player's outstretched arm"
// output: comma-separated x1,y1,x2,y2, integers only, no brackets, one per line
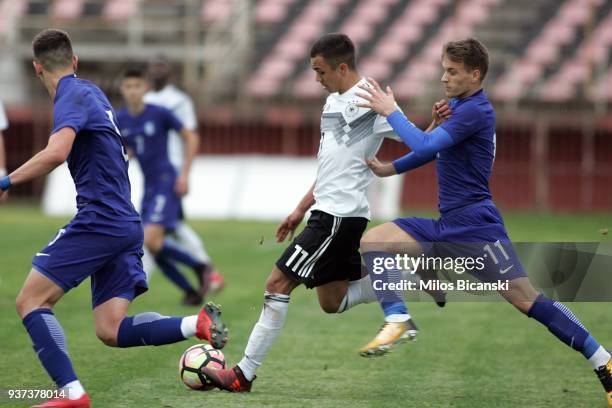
0,127,75,197
176,128,199,196
276,182,315,242
367,150,436,177
357,78,456,156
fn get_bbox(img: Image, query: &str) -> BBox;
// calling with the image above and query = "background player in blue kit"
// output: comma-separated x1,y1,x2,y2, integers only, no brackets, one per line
144,56,226,294
117,67,209,306
357,38,612,406
0,29,227,408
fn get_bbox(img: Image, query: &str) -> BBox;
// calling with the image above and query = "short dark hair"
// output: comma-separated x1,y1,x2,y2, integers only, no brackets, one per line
123,66,146,79
32,29,74,71
443,38,489,81
310,33,356,69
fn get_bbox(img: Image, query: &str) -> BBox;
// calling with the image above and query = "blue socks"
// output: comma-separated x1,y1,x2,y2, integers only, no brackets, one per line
23,309,78,388
117,313,186,347
155,255,198,295
528,294,599,358
363,251,409,319
159,238,204,271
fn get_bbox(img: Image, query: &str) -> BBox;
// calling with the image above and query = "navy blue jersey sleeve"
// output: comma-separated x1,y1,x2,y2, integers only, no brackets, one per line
160,107,184,132
439,101,482,144
387,110,455,156
52,90,89,134
392,151,436,174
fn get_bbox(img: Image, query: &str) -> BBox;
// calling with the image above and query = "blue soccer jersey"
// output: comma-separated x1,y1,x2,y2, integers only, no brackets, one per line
33,74,148,306
116,104,183,183
53,74,139,221
437,89,496,214
117,104,184,229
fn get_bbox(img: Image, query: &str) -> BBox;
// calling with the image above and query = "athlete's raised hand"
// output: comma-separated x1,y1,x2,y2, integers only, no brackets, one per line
365,156,397,177
432,99,451,125
276,208,305,242
356,77,398,117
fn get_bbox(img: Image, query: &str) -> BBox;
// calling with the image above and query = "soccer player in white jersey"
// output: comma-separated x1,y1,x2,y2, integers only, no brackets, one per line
0,99,8,202
143,56,225,292
200,33,449,392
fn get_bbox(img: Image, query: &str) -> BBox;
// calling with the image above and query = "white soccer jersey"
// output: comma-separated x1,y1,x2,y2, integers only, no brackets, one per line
0,100,8,131
311,78,401,220
144,85,197,171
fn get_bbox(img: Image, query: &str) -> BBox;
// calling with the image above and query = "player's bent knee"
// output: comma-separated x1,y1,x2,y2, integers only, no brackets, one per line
265,267,298,295
95,324,120,347
15,292,53,318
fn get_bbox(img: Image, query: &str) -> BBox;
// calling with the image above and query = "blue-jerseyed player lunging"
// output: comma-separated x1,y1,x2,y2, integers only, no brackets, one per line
356,38,611,406
0,29,227,408
117,67,209,306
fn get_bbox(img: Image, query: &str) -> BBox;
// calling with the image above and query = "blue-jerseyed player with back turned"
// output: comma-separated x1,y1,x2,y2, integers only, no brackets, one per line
117,67,209,306
0,29,227,408
357,38,611,405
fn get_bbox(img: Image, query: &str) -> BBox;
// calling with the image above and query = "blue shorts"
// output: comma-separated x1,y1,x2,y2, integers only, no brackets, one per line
141,179,181,231
393,200,527,283
32,211,148,308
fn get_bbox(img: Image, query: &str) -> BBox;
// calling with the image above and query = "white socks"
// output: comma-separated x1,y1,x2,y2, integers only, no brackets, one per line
62,380,85,400
237,292,290,381
175,222,211,264
180,315,198,338
589,346,612,369
337,275,379,313
141,248,156,281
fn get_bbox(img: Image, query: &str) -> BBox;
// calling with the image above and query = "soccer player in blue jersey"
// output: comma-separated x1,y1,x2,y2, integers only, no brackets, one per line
357,38,612,405
0,29,227,408
117,67,209,306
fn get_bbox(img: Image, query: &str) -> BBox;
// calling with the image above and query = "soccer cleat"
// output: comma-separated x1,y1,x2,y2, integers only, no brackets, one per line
197,265,212,298
196,302,229,349
31,393,90,408
182,291,203,306
209,270,226,294
359,319,418,357
595,358,612,407
201,365,254,392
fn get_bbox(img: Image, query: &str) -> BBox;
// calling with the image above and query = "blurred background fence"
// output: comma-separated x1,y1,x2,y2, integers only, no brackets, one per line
1,0,611,211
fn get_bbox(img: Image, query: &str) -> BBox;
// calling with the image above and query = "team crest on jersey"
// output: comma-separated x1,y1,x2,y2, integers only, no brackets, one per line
344,101,360,119
144,121,155,136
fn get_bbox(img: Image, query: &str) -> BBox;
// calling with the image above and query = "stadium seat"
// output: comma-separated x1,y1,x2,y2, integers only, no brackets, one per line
51,0,84,20
255,0,296,25
201,0,232,23
103,0,140,21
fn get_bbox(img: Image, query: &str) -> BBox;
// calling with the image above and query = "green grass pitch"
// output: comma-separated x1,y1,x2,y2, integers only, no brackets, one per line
0,205,611,407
